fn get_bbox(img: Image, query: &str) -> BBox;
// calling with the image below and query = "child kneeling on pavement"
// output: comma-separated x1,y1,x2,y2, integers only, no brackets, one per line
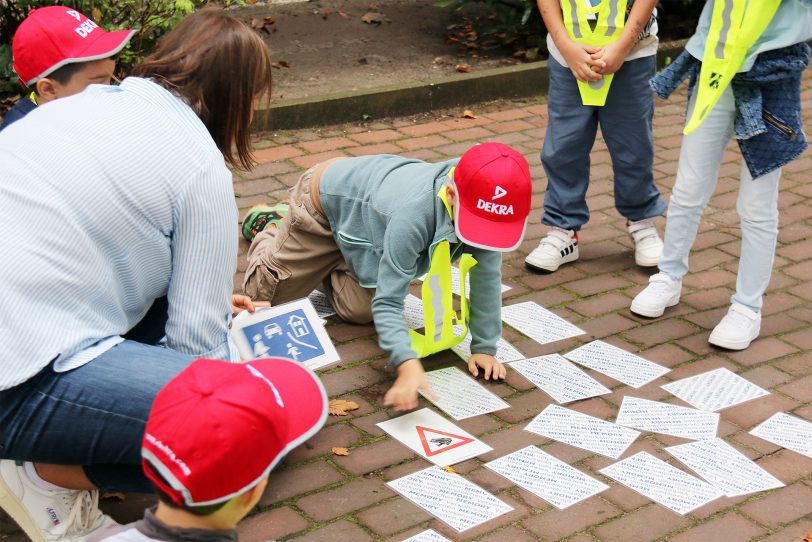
97,357,328,541
242,143,532,411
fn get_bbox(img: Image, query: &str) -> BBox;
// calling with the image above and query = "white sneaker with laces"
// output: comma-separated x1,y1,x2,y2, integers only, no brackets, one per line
0,460,118,542
708,303,761,350
630,272,682,317
525,228,579,272
628,218,663,267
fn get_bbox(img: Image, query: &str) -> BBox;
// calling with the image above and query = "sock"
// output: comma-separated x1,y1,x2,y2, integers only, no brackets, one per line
24,462,68,493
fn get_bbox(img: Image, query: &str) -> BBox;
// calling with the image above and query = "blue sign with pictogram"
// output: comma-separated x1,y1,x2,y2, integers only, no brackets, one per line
238,308,326,363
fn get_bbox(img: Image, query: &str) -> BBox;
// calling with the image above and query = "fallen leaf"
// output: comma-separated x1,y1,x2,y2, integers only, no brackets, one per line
329,399,360,416
332,447,350,456
264,16,275,24
361,12,388,24
443,466,458,474
250,17,263,29
338,10,348,17
462,110,477,119
455,65,470,73
803,534,812,542
271,60,290,69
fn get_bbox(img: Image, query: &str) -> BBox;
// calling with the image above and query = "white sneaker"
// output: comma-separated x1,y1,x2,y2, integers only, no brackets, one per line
708,303,761,350
525,228,579,272
628,218,663,267
0,460,118,542
630,272,681,317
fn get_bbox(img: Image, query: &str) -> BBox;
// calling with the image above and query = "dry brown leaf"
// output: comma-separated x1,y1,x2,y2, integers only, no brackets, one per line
329,399,360,416
455,65,470,73
250,17,263,29
338,10,348,17
443,466,458,474
272,60,290,69
361,12,388,24
332,447,350,456
462,110,478,119
802,534,812,542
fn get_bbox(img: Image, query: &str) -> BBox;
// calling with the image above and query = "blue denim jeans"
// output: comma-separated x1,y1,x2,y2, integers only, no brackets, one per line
541,55,664,231
660,86,781,312
0,341,193,493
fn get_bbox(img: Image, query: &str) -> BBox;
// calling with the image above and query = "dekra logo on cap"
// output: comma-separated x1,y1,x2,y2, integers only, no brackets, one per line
477,184,514,216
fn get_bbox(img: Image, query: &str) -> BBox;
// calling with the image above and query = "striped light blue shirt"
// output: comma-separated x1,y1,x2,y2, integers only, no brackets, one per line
0,77,239,390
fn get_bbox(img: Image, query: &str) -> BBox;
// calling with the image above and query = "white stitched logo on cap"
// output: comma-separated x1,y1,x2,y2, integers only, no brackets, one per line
66,10,81,21
492,186,507,200
246,364,285,408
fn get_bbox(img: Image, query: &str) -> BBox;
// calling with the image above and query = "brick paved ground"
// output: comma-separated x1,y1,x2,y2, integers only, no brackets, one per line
2,72,811,541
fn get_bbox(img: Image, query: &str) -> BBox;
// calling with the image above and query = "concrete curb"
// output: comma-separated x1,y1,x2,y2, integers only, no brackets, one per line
253,40,688,132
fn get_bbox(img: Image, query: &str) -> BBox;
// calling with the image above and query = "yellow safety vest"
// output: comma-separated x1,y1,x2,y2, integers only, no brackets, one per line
408,182,478,358
561,0,628,106
684,0,781,134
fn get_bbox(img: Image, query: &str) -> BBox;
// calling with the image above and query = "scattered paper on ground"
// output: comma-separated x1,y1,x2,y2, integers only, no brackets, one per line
328,399,359,416
509,354,611,404
401,529,453,542
403,293,424,329
661,367,769,411
563,340,669,388
387,466,513,532
599,451,724,515
451,324,524,363
421,367,510,420
665,438,784,497
485,445,608,509
307,290,336,319
750,412,812,459
525,404,640,459
377,408,492,467
615,397,720,441
501,301,585,346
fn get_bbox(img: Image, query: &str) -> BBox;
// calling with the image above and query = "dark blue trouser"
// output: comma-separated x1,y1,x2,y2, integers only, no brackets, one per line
541,55,664,231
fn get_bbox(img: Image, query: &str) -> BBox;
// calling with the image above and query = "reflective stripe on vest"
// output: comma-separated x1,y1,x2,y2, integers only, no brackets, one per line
561,0,628,106
684,0,781,134
408,179,477,358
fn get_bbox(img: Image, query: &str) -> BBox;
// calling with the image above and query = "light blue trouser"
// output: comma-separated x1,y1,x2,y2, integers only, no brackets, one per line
541,55,664,231
659,86,781,312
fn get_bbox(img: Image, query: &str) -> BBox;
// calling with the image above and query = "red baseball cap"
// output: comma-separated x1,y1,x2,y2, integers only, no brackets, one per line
142,358,328,507
12,6,135,86
452,142,532,252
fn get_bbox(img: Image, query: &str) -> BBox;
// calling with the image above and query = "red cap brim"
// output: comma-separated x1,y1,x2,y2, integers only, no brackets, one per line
454,197,528,252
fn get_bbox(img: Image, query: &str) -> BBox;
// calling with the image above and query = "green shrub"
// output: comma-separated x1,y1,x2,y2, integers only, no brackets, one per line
0,0,242,99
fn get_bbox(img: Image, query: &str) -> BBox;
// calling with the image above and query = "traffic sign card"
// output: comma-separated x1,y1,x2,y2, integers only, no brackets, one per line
230,297,340,370
377,408,493,467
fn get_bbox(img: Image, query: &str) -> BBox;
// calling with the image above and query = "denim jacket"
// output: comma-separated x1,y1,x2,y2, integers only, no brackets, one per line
651,43,810,179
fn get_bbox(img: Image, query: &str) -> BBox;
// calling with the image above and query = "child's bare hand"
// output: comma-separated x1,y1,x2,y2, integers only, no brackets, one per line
559,39,605,82
467,353,507,380
230,294,270,317
590,41,627,75
384,358,436,411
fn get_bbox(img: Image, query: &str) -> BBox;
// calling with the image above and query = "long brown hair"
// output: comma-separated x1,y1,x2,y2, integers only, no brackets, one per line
131,9,272,170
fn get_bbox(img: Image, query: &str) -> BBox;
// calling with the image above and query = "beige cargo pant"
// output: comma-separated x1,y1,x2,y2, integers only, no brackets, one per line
243,158,375,324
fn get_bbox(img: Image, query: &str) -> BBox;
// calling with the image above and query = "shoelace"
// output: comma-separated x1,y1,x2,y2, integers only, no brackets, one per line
64,490,104,535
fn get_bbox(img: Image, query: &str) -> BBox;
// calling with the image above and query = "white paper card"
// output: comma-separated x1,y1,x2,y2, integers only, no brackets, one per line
421,367,510,420
230,298,340,370
750,412,812,459
450,325,525,363
403,293,425,330
387,467,513,532
485,445,608,509
501,301,585,346
661,367,769,412
307,290,336,319
563,340,670,388
525,404,640,459
615,397,719,441
665,438,784,497
401,529,453,542
509,354,611,404
600,451,723,514
377,408,493,467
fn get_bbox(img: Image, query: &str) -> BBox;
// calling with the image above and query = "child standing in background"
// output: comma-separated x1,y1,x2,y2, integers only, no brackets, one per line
526,0,664,272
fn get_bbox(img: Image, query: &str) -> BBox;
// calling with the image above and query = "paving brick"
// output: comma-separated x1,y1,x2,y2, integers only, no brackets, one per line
319,364,387,396
492,388,551,424
345,143,404,156
671,512,766,542
522,497,622,540
356,497,432,536
260,460,345,506
739,483,812,528
568,292,635,318
349,129,405,145
238,506,308,541
296,476,395,522
593,503,691,541
299,136,356,153
285,422,364,463
775,374,812,402
756,518,812,542
285,519,374,542
622,318,699,347
397,134,452,151
479,425,549,462
333,437,417,476
475,525,540,542
252,145,303,163
291,150,347,169
722,394,801,430
755,449,812,485
724,338,800,367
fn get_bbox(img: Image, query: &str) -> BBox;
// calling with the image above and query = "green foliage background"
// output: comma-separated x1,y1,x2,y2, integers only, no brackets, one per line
0,0,241,96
